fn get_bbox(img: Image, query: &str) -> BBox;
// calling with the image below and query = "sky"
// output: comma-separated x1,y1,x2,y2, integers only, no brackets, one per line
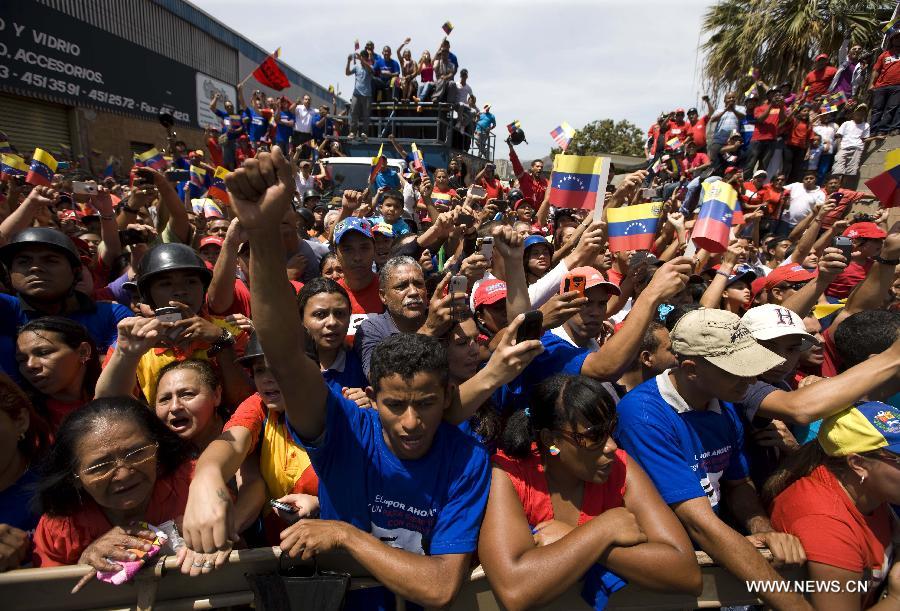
191,0,716,161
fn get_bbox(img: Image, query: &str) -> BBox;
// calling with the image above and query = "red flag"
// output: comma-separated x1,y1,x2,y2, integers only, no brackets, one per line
253,48,290,91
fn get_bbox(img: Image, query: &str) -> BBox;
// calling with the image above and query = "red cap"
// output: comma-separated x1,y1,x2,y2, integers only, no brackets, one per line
199,236,224,249
765,264,817,289
724,166,741,176
843,222,887,240
674,107,685,114
563,266,622,296
473,279,507,309
750,276,768,302
815,53,828,61
515,198,537,211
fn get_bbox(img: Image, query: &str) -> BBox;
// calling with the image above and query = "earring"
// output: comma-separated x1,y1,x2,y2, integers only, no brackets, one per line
17,432,25,441
548,445,561,456
860,474,866,485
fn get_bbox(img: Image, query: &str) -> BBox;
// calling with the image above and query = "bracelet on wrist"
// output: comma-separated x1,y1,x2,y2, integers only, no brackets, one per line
874,255,899,266
715,270,732,278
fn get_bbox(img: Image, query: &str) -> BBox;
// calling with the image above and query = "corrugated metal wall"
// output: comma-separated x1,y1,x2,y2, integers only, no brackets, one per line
33,0,237,83
0,93,71,154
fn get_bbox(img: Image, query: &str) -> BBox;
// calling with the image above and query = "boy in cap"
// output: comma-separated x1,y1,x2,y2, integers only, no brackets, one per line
331,204,385,342
616,308,812,611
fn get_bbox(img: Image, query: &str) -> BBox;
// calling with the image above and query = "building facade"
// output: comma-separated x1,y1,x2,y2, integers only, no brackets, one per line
0,0,341,175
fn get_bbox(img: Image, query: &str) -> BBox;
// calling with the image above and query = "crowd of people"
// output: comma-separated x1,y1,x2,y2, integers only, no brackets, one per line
0,25,899,611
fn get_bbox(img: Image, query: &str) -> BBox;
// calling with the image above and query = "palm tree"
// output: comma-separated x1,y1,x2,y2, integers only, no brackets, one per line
702,0,893,98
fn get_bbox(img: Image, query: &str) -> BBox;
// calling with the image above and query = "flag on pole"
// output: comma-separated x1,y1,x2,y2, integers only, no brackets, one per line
606,203,663,253
0,154,28,181
26,148,58,186
207,166,230,204
189,164,209,198
253,48,290,91
442,21,454,35
692,181,739,253
883,16,900,32
410,143,426,176
865,164,900,208
369,143,386,183
135,148,167,171
550,122,576,151
548,154,609,210
507,119,522,134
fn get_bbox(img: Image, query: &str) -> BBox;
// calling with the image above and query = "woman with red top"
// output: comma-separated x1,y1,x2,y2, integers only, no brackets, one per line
478,375,701,610
784,106,814,184
765,402,900,610
31,397,192,588
16,317,100,433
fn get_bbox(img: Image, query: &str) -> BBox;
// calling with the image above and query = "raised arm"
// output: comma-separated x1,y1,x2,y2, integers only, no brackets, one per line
0,186,57,244
225,147,327,440
781,246,847,317
206,219,244,315
94,317,164,399
92,187,122,266
137,167,191,244
209,92,219,113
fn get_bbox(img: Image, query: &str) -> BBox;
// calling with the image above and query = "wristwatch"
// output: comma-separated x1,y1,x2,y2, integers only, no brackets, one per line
874,255,900,266
206,329,236,356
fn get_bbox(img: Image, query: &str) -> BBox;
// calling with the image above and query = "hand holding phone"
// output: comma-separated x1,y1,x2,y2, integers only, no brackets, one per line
833,235,853,260
72,181,98,196
516,310,544,344
478,236,494,263
269,499,299,514
470,185,487,199
563,274,587,298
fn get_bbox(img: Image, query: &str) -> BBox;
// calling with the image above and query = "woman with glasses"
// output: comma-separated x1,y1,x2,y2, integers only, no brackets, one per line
478,375,701,609
764,402,900,610
15,317,101,432
30,397,191,586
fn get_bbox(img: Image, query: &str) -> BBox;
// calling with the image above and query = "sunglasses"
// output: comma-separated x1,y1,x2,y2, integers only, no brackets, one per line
554,421,615,451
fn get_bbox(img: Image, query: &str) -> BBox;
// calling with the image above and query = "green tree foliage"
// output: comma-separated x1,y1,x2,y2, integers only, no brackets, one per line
702,0,892,97
549,119,645,158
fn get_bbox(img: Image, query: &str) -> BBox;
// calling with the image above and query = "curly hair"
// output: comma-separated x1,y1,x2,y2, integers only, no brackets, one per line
369,333,448,393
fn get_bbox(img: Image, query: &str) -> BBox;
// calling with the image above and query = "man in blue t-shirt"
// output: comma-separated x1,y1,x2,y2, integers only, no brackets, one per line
373,45,401,102
616,308,810,611
209,90,244,169
206,149,490,609
274,96,294,151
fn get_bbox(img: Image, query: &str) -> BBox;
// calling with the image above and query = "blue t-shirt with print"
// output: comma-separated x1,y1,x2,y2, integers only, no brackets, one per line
214,108,243,140
245,107,269,142
374,58,401,80
288,388,490,556
275,111,294,144
375,168,401,190
496,330,589,413
615,373,749,514
311,113,335,141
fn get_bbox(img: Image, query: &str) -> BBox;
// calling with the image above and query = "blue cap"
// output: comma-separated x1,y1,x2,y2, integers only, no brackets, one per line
523,235,551,251
726,263,756,287
334,217,373,245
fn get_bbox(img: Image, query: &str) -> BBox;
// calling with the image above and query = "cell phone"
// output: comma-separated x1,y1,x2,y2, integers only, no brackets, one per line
516,310,544,344
119,228,148,246
563,273,587,297
833,235,853,260
269,499,298,514
72,181,98,196
449,275,468,296
165,169,190,182
457,212,476,226
478,236,494,262
831,192,844,203
154,306,183,324
630,251,656,268
641,187,659,199
470,185,487,198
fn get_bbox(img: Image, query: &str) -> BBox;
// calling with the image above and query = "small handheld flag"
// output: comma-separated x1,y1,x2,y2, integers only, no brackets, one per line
103,156,117,178
692,181,739,253
507,120,522,134
26,148,58,186
369,143,386,183
207,166,230,204
548,154,609,210
442,21,454,35
136,148,167,171
884,148,900,171
410,143,426,177
189,164,209,198
0,154,28,181
550,122,576,151
865,164,900,208
253,48,290,91
606,203,663,253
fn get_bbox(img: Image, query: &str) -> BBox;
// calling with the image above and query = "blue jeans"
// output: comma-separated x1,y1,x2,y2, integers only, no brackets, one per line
417,82,434,101
870,84,900,134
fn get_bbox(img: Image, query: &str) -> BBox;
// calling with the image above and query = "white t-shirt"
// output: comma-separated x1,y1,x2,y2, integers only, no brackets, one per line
836,120,870,150
813,123,838,154
295,172,315,193
456,83,473,105
782,183,825,225
294,104,316,133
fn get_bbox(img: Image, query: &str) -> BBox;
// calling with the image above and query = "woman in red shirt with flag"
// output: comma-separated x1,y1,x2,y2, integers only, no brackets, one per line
478,374,701,610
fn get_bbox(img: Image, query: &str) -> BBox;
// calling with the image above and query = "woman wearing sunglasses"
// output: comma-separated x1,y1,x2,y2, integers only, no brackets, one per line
30,397,191,590
478,375,701,610
765,402,900,610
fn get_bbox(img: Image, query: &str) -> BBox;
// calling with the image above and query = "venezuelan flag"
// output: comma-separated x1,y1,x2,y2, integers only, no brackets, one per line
26,148,58,186
865,164,900,208
692,181,738,253
0,154,28,180
207,166,230,204
136,148,167,171
549,154,608,210
204,199,224,219
506,119,522,134
189,165,208,198
0,132,12,154
431,191,452,208
607,203,662,253
369,143,386,183
411,143,426,175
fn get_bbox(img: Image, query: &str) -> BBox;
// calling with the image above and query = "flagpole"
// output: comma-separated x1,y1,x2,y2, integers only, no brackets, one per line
593,159,611,222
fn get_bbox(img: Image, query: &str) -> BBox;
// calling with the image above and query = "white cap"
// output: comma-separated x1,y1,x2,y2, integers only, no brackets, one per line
741,305,818,350
752,170,768,179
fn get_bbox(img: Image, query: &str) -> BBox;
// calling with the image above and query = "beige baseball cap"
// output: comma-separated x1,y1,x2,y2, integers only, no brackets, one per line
671,308,785,377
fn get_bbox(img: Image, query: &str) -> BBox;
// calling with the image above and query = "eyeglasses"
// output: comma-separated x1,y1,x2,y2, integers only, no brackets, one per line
76,443,159,480
554,423,615,451
778,282,808,291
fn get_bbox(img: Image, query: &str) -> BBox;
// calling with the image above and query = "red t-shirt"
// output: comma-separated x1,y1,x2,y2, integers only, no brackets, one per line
32,461,194,567
755,184,786,218
874,51,900,89
509,148,548,203
689,116,708,149
752,104,786,141
338,275,384,343
208,278,304,317
493,446,628,526
825,260,872,300
803,66,838,97
205,137,224,168
666,120,690,146
477,176,506,202
820,189,864,230
787,119,813,148
770,465,892,602
684,152,710,177
45,398,87,434
821,325,840,377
